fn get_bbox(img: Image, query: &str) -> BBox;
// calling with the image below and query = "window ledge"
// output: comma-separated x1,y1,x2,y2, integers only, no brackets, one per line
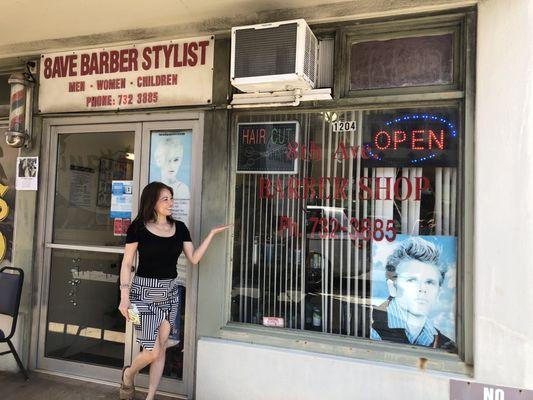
219,323,473,376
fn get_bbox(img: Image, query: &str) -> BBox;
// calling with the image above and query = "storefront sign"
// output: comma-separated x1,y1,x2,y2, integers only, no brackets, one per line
363,112,458,167
237,122,299,174
258,175,430,201
450,380,533,400
38,37,214,112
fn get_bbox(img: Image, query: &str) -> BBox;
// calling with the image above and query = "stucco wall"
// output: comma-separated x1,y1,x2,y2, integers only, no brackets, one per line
0,0,476,63
474,0,533,389
197,338,454,400
0,118,41,373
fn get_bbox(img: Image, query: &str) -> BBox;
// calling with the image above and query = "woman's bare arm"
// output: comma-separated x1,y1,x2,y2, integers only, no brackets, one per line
182,224,231,265
118,242,138,319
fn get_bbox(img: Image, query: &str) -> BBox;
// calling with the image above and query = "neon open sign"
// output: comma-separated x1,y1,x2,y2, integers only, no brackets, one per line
363,112,458,167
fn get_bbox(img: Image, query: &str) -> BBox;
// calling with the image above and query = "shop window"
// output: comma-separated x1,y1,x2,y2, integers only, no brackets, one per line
340,15,464,98
230,106,462,353
350,34,454,91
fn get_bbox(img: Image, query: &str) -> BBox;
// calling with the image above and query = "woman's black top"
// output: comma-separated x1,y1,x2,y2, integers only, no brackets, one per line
126,219,192,279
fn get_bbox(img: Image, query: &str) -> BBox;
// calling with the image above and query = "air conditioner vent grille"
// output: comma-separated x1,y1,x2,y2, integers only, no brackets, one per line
304,25,317,82
234,23,298,78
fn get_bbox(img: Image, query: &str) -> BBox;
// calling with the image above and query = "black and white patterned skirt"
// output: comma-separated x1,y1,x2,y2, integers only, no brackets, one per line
129,275,179,350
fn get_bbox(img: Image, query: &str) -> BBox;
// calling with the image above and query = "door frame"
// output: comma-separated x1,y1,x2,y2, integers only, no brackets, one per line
136,118,204,395
30,111,204,398
36,121,142,385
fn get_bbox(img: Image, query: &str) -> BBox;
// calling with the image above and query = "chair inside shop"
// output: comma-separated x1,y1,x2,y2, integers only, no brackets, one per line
0,266,28,380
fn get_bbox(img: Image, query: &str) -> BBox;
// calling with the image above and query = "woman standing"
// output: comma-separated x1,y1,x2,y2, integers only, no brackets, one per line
117,181,230,400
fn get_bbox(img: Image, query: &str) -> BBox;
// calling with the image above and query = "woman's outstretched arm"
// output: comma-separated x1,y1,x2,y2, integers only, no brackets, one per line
182,224,232,265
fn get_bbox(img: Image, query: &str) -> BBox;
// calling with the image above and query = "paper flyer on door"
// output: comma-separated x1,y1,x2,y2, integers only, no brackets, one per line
16,157,38,191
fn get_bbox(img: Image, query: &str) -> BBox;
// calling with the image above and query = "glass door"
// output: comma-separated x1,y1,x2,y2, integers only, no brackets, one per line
134,120,203,395
38,123,141,383
37,117,202,398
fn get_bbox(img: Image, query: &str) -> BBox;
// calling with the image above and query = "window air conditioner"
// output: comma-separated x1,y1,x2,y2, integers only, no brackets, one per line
231,19,318,93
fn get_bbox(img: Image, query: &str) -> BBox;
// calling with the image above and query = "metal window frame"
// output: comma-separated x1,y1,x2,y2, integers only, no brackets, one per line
336,12,467,99
223,8,475,375
34,120,143,387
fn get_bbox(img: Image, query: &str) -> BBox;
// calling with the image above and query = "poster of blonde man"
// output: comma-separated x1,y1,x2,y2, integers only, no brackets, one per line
370,235,457,351
149,131,192,224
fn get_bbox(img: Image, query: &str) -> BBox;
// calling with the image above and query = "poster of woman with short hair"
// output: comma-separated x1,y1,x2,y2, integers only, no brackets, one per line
149,131,192,225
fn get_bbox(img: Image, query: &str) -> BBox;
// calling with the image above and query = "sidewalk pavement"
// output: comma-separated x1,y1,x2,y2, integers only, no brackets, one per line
0,370,177,400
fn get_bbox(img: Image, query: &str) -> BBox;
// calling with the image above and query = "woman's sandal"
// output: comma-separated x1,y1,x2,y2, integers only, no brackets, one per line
119,365,135,400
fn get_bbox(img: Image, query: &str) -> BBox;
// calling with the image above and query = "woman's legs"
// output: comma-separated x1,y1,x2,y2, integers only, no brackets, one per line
146,320,171,400
123,320,171,389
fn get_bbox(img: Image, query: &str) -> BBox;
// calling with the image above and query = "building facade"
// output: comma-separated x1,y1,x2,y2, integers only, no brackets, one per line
0,1,532,399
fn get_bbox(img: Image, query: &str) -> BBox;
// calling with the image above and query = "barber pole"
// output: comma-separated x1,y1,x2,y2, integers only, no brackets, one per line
5,72,32,148
9,76,25,132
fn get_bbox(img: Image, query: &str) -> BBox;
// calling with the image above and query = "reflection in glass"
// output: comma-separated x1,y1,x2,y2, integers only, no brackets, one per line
52,131,134,246
45,249,126,368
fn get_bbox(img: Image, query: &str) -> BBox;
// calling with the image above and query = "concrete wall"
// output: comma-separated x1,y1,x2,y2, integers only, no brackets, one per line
0,118,42,372
197,338,453,400
195,0,533,398
474,0,533,389
0,0,476,63
196,38,231,339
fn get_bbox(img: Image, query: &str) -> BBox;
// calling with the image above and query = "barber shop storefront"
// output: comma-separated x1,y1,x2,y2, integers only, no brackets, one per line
1,1,533,400
207,10,476,399
2,37,220,399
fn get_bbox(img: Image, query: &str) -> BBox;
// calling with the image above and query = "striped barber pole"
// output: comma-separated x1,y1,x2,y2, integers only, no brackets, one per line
8,73,27,134
5,72,33,148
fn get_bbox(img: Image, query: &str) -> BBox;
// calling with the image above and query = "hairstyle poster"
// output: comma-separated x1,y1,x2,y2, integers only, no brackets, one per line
149,131,192,224
370,234,457,349
15,156,38,190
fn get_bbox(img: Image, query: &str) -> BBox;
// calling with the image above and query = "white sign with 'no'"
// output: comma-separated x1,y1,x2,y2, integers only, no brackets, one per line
450,380,533,400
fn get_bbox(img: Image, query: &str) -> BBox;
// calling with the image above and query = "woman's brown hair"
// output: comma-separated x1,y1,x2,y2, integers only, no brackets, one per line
133,181,175,224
